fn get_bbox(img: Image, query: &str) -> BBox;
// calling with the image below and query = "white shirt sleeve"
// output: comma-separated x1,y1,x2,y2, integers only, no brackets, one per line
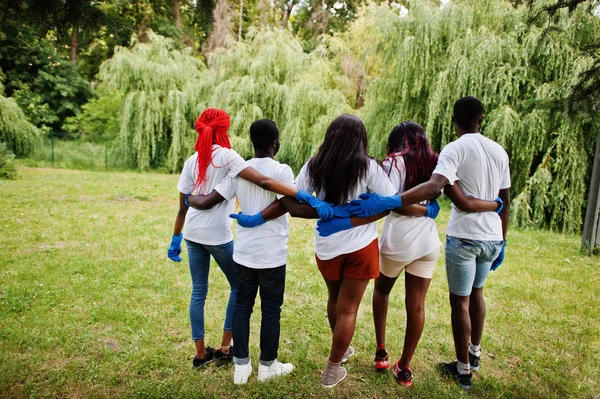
367,159,397,196
432,143,461,185
214,175,236,201
277,165,296,199
223,148,247,178
500,155,511,189
295,163,313,193
177,158,196,194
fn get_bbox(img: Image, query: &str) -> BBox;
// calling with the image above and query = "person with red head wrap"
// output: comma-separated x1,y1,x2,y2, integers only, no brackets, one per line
168,108,334,369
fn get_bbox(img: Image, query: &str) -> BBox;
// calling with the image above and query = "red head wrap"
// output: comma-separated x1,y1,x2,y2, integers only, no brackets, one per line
194,108,232,191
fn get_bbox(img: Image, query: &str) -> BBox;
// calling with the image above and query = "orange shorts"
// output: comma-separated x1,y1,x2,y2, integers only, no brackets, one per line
315,239,379,281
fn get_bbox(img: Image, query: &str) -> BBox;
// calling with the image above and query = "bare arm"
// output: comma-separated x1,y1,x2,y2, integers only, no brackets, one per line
173,192,188,236
257,196,319,222
444,182,499,212
237,166,298,197
498,188,510,240
399,174,448,206
187,190,226,210
394,204,428,217
349,211,390,227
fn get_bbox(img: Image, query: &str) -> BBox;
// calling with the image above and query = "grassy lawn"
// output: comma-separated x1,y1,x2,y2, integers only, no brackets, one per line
1,167,598,399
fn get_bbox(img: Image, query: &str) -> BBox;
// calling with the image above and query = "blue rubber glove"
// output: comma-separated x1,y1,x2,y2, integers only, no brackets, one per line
348,193,402,218
184,193,192,207
229,212,266,228
332,203,354,218
316,217,354,237
490,240,506,271
168,233,183,262
494,196,503,214
424,200,440,219
295,190,334,219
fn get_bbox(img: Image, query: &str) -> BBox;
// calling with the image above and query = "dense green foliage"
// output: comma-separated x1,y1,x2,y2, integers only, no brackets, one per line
359,1,600,232
99,31,208,171
98,29,354,172
0,86,41,157
0,143,17,179
201,29,355,170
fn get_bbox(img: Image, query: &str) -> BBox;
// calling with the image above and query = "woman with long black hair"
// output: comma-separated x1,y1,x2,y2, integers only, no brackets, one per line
293,114,398,387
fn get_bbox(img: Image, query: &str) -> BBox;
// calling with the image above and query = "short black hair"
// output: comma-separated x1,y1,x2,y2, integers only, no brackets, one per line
453,96,484,129
250,119,279,150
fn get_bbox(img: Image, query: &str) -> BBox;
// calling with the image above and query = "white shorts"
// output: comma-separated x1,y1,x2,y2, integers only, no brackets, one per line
379,247,441,279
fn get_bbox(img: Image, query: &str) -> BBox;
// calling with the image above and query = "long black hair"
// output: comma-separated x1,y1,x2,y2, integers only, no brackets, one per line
307,114,370,204
385,121,438,191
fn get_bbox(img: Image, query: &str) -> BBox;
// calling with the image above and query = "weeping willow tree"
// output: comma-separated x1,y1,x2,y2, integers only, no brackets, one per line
98,29,354,173
98,31,209,172
0,84,41,157
357,0,600,233
199,28,355,170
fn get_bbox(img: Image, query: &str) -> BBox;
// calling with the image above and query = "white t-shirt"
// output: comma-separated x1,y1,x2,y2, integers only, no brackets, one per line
432,133,510,241
379,155,442,262
177,145,247,245
215,157,295,269
296,158,397,260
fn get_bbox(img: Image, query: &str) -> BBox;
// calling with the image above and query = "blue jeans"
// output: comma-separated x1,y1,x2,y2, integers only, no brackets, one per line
232,263,286,366
185,239,238,341
444,236,503,296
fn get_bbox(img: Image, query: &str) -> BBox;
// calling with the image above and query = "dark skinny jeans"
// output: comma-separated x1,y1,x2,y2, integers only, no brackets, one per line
232,263,286,366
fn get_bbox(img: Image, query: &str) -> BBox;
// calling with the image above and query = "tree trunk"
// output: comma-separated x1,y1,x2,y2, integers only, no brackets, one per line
71,25,78,62
173,0,182,28
238,0,243,40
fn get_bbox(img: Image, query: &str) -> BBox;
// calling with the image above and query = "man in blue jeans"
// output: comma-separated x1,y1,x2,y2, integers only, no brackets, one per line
345,97,510,390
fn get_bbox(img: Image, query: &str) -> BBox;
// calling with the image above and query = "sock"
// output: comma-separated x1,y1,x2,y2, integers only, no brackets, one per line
469,343,481,356
457,359,470,375
327,359,342,369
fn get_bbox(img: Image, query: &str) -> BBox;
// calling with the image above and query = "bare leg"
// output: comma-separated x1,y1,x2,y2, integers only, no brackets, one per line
372,273,398,348
195,339,207,358
469,287,485,347
328,277,370,363
449,292,471,364
398,272,431,367
220,331,232,353
323,277,342,332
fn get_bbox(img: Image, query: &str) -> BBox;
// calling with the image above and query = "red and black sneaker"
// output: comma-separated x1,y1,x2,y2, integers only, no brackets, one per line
392,361,413,388
373,344,390,370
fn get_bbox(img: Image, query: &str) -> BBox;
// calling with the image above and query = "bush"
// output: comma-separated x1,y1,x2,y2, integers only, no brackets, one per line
0,143,17,179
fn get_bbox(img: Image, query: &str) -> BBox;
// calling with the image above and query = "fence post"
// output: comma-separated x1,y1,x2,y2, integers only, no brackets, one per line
105,135,108,170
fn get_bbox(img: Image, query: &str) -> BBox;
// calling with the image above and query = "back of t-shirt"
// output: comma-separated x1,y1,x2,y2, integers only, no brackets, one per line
215,157,295,269
177,145,247,246
433,133,510,241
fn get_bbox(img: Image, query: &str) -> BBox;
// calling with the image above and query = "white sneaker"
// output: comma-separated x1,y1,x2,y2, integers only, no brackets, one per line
234,361,252,385
257,359,294,382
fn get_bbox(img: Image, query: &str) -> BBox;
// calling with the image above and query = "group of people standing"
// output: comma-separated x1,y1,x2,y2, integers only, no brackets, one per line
167,96,510,391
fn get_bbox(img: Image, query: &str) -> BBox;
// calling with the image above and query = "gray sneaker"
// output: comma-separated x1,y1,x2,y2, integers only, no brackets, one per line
341,346,355,363
322,361,347,388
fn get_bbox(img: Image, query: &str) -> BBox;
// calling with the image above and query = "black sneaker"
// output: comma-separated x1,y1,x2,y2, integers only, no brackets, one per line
192,347,216,369
469,351,480,372
215,347,233,367
438,361,472,391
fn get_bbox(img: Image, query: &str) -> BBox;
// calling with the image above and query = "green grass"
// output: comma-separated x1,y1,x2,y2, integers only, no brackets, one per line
0,167,599,399
19,139,133,171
